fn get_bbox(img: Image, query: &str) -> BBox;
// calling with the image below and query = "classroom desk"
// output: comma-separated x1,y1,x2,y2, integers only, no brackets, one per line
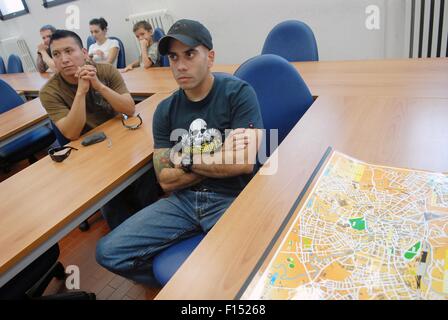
1,57,447,296
155,95,448,299
214,58,448,98
292,58,448,98
0,67,179,98
0,72,52,98
0,92,169,287
0,98,50,148
2,58,447,99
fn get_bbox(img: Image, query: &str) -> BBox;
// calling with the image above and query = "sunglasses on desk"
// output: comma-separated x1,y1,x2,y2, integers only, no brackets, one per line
48,146,78,163
121,114,143,130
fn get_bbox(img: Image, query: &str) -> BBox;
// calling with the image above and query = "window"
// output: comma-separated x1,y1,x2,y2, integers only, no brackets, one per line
0,0,29,21
43,0,76,8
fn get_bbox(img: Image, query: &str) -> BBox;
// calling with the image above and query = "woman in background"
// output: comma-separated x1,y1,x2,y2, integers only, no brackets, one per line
88,18,119,66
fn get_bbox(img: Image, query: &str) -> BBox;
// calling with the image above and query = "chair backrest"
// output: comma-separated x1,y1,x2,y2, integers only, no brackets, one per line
160,55,169,67
0,56,6,74
234,54,314,158
262,20,319,62
152,27,165,42
86,35,95,50
0,79,25,114
152,28,169,67
7,54,24,73
109,36,126,69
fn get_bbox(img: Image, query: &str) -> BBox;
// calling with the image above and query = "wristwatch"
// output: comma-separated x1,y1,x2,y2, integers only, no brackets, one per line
180,155,193,173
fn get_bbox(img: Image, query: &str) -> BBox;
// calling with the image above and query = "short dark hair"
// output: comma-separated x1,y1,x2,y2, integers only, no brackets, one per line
49,29,84,49
89,17,108,31
133,20,153,33
40,24,56,33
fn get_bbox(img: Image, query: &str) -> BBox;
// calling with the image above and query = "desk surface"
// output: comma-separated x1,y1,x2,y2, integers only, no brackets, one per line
1,58,447,98
0,67,177,97
156,95,448,299
0,93,169,276
292,58,448,98
0,98,48,143
1,57,448,297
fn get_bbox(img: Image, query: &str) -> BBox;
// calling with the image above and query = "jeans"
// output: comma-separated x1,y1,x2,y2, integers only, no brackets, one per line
100,169,161,230
95,189,236,287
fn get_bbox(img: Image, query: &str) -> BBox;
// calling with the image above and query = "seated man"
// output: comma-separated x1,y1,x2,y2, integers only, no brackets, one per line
39,30,159,229
96,19,263,286
122,20,161,72
36,25,57,73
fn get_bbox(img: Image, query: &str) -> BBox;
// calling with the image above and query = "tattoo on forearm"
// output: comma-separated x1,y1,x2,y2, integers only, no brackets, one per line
153,148,174,176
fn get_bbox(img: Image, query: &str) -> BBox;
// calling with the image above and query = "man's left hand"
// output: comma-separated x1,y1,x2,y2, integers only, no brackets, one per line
75,65,104,91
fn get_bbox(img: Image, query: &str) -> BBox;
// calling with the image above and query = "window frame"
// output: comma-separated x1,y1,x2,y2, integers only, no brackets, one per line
42,0,76,9
0,0,29,21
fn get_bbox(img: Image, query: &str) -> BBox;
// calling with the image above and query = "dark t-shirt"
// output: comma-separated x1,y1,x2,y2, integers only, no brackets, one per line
153,73,264,196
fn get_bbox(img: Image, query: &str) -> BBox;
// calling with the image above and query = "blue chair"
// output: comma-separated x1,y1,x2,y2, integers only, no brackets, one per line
109,36,126,69
153,234,205,285
152,28,169,67
7,54,24,73
234,54,314,158
262,20,319,62
0,56,6,74
0,79,55,170
86,35,95,50
153,27,165,42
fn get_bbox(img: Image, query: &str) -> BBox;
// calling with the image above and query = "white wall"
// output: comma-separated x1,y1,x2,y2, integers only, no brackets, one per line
0,0,407,66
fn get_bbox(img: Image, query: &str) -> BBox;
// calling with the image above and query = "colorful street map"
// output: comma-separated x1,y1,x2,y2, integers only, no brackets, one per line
243,151,448,300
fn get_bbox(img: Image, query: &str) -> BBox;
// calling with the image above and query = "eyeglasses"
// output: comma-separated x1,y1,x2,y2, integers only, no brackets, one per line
48,146,78,163
121,114,143,130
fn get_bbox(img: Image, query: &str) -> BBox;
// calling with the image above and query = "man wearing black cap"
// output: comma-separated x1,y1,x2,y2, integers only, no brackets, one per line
96,19,264,287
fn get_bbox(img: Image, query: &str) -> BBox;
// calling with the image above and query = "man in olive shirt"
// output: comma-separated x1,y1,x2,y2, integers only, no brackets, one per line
40,29,134,140
40,30,158,229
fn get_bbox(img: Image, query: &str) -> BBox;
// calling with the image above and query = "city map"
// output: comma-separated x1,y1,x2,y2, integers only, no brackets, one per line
243,151,448,300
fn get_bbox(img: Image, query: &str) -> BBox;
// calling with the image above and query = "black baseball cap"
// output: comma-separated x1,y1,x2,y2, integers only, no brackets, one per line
158,19,213,56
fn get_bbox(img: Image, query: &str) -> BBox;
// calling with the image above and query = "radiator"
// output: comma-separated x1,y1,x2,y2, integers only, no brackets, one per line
406,0,448,58
126,9,173,33
0,36,36,72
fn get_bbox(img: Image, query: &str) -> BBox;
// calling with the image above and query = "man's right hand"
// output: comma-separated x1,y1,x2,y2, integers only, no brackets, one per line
224,128,250,151
139,39,149,49
75,67,91,95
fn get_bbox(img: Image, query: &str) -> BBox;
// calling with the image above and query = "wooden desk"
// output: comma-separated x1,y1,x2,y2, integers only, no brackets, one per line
213,58,448,98
0,68,178,98
0,72,52,97
0,93,169,287
120,67,177,97
1,57,448,295
293,58,448,98
0,98,50,148
1,58,447,99
156,95,448,299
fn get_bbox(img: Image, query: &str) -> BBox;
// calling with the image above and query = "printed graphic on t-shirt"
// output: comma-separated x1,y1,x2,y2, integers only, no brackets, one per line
180,118,222,154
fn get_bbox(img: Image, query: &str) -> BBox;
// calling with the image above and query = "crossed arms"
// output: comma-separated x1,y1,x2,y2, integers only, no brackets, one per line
153,128,262,193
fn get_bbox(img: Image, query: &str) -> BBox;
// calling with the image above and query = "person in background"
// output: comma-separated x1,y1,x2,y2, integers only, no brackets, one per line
88,18,119,67
36,25,56,73
121,20,161,73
